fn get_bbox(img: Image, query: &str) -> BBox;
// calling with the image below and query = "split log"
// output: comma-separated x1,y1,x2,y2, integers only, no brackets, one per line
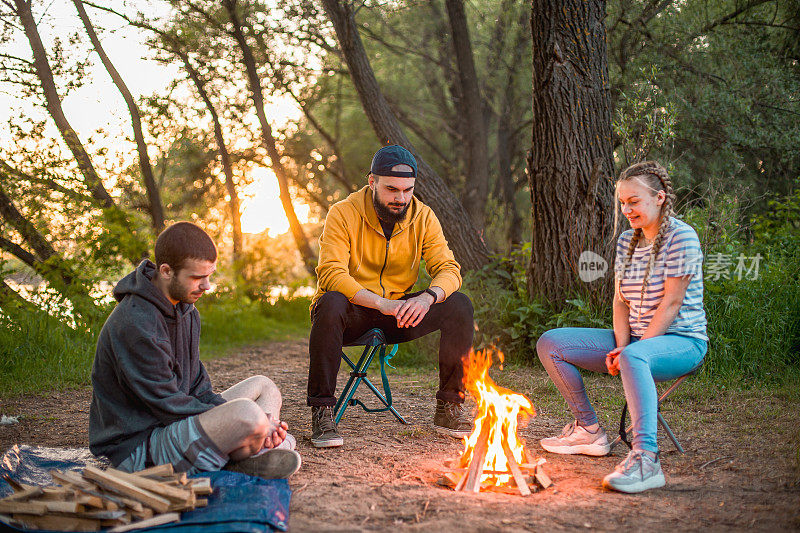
0,501,47,514
50,469,96,490
457,422,491,492
103,467,194,504
82,467,170,513
12,513,100,531
136,464,174,478
500,438,531,496
38,500,85,513
0,487,43,502
188,477,212,495
75,494,105,509
534,465,553,489
107,512,180,532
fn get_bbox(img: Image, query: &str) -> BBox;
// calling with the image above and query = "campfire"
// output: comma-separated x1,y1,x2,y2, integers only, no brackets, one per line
440,349,552,496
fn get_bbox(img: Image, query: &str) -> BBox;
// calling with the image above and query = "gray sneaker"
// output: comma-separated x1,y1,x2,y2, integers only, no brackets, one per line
603,450,665,493
433,399,473,438
540,420,611,456
311,406,344,448
224,448,301,479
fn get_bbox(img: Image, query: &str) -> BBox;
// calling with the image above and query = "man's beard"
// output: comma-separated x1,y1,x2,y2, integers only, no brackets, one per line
373,195,410,224
167,276,195,304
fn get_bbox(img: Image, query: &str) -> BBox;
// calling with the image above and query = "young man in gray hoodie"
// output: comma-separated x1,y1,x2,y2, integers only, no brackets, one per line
89,222,300,478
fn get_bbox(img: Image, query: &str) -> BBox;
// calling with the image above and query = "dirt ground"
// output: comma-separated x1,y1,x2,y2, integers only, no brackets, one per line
2,339,799,532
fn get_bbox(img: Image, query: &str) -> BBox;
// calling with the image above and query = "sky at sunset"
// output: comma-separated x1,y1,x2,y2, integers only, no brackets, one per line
1,1,307,236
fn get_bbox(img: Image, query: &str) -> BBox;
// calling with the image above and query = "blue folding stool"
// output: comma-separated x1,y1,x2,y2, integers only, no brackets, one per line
333,328,408,425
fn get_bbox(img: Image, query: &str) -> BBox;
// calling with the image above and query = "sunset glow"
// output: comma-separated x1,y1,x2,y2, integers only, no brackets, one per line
240,167,310,237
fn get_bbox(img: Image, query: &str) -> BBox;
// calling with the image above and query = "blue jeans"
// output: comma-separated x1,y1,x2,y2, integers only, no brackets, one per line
536,328,707,453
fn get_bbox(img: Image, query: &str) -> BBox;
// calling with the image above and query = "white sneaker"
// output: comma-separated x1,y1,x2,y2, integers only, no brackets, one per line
276,432,296,451
540,420,611,456
602,450,666,493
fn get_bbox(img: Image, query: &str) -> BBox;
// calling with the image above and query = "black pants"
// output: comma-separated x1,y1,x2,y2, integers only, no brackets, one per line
307,290,474,407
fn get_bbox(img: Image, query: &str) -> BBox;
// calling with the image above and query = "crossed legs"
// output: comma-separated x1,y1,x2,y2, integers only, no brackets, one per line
197,375,284,461
536,327,706,452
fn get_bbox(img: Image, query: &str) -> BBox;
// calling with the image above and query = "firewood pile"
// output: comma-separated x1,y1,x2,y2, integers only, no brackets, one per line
0,463,211,532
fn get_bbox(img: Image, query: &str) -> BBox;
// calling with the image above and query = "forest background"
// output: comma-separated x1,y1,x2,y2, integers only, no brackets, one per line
0,0,798,399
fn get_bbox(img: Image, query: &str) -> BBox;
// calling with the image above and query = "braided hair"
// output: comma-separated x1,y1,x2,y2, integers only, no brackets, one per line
614,161,675,322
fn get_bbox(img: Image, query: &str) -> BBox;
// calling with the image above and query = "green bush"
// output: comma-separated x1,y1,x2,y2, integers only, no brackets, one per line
696,184,800,381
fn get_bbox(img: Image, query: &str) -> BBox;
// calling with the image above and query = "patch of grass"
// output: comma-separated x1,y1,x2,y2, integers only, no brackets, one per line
197,295,311,360
0,309,97,397
0,295,311,397
389,332,440,368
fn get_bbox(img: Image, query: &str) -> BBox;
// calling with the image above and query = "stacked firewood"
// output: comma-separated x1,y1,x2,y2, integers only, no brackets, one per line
0,464,211,532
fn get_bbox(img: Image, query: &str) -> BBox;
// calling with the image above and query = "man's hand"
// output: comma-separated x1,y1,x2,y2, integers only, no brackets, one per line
394,294,433,328
605,346,624,376
262,419,289,449
377,298,405,317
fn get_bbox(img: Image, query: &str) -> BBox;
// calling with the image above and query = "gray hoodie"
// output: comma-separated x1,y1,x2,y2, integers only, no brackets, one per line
88,260,225,466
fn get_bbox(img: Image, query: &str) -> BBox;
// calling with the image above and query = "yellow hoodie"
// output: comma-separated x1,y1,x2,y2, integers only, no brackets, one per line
312,186,462,309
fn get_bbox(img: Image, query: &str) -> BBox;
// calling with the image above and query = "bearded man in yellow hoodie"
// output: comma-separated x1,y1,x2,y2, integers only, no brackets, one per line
307,145,475,448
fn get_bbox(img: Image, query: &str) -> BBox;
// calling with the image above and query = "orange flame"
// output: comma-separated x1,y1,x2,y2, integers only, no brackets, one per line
458,348,535,486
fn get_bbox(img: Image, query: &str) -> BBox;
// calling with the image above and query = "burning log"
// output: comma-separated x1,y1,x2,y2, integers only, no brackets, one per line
442,348,552,496
500,438,531,496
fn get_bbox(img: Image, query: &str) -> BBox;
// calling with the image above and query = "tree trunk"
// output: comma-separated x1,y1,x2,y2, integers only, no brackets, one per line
16,0,111,208
320,0,490,271
223,0,317,277
496,111,523,248
0,278,36,313
174,47,244,266
14,0,144,264
444,0,490,230
72,0,165,234
0,183,75,289
527,0,615,303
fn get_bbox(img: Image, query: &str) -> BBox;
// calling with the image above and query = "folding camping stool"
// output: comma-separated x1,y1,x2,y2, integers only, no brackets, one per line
612,362,703,454
333,328,408,425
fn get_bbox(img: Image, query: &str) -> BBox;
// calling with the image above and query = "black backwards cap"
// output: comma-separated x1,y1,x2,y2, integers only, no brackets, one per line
369,145,418,178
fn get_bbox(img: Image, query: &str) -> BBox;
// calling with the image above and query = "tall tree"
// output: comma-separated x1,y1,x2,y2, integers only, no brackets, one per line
222,0,317,276
319,0,490,270
527,0,615,302
12,0,145,264
78,2,246,266
71,0,165,234
444,0,490,230
175,48,244,267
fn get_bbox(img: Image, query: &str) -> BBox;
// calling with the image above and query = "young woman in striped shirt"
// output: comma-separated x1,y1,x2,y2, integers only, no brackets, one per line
536,161,708,493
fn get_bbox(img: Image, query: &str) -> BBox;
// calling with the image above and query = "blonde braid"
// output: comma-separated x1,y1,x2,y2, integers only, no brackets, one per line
615,161,675,322
617,228,642,306
636,164,675,320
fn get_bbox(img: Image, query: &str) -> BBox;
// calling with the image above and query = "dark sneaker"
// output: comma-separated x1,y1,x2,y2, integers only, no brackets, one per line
433,399,473,438
225,448,301,479
311,406,343,448
602,450,665,493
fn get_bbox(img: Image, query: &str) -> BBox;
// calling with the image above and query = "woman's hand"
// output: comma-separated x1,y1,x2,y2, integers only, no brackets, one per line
605,346,624,376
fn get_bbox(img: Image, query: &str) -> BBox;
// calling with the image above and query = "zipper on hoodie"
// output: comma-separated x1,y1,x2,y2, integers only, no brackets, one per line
378,237,390,297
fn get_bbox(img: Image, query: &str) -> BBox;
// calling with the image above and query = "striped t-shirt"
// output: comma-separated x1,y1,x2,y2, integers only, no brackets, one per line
614,217,707,340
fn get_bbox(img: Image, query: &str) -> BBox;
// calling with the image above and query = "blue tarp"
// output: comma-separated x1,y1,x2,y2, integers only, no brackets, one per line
0,445,291,532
